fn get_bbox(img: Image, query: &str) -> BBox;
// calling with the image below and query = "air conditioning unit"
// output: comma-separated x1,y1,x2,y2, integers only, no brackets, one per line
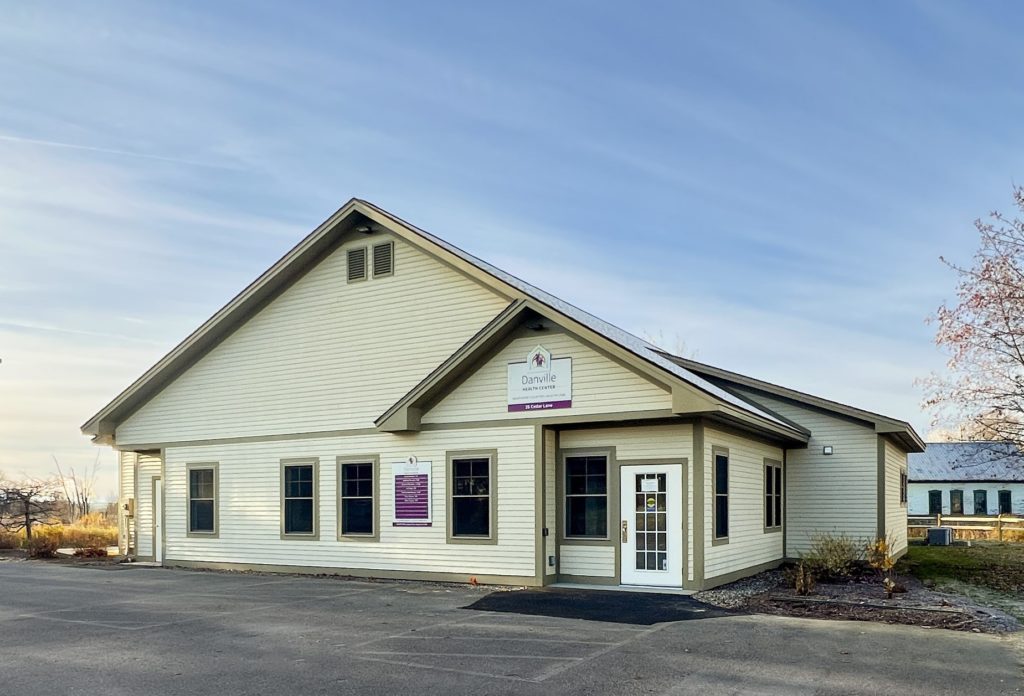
927,527,953,546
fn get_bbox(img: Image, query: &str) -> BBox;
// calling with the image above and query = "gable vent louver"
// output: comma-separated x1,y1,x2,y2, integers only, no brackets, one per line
346,247,367,282
372,241,394,277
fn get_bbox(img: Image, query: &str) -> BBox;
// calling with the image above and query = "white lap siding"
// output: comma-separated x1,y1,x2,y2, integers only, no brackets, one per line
134,453,162,559
558,425,693,580
162,427,537,581
884,439,908,555
559,546,615,578
118,451,137,554
422,328,672,425
116,236,508,446
703,428,784,581
731,388,878,556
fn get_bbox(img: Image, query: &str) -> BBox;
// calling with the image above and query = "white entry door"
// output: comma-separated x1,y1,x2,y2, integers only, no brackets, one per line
153,478,164,564
619,465,682,586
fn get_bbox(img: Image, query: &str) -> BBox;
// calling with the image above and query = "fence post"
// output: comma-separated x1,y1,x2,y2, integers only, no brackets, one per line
998,514,1004,542
936,513,942,528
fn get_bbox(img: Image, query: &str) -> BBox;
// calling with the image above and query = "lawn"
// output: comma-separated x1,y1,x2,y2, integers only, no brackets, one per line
899,542,1024,620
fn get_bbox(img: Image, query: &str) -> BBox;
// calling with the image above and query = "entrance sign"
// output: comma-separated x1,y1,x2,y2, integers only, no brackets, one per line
507,345,572,412
393,457,432,526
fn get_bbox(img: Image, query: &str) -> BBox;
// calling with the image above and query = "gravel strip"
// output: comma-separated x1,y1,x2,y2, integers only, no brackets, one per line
694,569,787,608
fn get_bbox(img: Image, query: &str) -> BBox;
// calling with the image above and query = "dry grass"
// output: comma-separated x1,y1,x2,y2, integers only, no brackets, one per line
909,526,1024,542
2,520,118,555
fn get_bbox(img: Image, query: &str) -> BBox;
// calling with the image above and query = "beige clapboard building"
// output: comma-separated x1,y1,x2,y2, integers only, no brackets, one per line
82,199,924,591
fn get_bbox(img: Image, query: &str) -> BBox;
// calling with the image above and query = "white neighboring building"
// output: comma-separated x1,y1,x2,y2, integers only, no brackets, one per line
908,442,1024,516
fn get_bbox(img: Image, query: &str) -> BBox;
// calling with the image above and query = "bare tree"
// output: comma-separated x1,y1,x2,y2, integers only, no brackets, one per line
53,454,100,522
643,330,698,359
0,477,62,539
923,185,1024,455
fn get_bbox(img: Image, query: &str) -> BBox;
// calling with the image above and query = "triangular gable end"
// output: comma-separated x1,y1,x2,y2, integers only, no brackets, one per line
84,198,809,447
377,300,808,446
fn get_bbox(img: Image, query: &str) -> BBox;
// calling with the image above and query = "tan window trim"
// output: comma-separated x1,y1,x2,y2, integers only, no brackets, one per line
186,462,219,539
280,458,319,540
763,458,783,534
337,455,380,542
446,449,498,545
561,450,613,543
712,446,729,546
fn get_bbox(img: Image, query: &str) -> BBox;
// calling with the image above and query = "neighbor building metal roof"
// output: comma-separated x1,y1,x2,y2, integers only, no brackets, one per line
908,442,1024,482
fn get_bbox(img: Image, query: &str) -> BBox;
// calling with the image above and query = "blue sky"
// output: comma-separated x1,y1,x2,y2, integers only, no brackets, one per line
1,1,1022,495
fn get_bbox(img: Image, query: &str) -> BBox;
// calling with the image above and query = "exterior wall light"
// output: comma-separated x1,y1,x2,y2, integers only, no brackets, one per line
823,446,834,455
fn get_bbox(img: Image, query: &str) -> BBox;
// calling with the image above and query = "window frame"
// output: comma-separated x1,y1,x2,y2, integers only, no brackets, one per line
712,446,730,545
371,241,395,278
280,458,319,540
927,489,943,515
763,458,783,533
346,246,368,283
186,462,219,538
899,469,908,507
999,489,1012,515
950,489,964,515
562,452,611,541
337,455,379,542
446,450,498,545
973,489,988,515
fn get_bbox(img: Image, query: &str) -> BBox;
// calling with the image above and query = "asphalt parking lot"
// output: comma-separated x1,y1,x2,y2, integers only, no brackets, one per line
0,561,1020,695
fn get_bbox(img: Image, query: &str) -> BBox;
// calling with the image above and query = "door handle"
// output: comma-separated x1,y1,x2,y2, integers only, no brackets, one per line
621,519,628,543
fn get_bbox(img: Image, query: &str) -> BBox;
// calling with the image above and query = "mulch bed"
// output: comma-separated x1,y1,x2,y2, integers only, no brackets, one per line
696,568,1021,634
748,593,979,631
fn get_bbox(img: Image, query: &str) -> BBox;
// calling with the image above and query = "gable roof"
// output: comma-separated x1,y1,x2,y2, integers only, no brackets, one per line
909,442,1024,482
81,199,865,447
374,298,808,443
659,354,926,453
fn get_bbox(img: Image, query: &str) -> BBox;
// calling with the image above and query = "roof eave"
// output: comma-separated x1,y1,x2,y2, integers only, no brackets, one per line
663,352,926,453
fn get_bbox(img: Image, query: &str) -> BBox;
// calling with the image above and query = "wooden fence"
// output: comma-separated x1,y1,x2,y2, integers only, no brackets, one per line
908,514,1024,541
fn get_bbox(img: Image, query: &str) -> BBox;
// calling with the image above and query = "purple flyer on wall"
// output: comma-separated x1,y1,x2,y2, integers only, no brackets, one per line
393,459,431,526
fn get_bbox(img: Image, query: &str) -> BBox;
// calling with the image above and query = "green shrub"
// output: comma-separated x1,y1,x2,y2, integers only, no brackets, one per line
803,532,864,581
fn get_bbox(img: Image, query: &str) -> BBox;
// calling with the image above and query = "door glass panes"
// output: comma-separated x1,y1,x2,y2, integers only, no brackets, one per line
634,473,667,571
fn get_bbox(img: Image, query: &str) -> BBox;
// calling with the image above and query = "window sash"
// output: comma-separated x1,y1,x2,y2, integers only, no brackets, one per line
928,490,942,515
714,454,729,539
974,490,988,515
188,468,216,533
764,463,782,529
451,457,491,537
999,490,1012,514
564,456,608,538
950,489,964,514
283,464,315,535
340,463,374,536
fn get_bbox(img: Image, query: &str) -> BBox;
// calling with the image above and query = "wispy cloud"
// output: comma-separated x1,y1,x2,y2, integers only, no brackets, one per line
0,0,1021,489
0,133,238,169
